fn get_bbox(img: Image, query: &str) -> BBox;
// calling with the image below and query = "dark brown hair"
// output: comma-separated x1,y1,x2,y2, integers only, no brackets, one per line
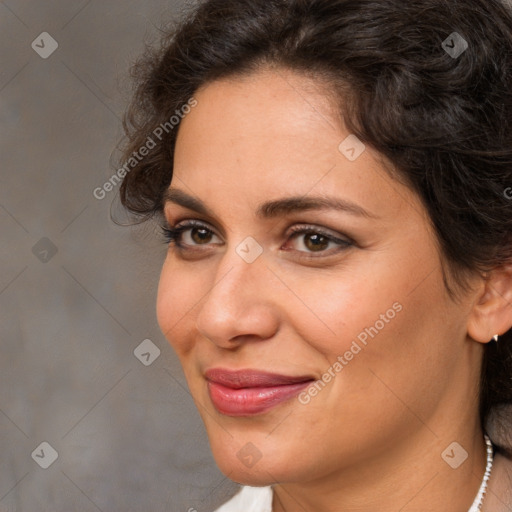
118,0,512,443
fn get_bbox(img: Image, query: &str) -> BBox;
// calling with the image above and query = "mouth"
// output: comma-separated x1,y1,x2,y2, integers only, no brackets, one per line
204,368,316,416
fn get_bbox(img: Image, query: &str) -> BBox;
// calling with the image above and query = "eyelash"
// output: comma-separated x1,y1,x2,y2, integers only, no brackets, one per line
160,220,353,258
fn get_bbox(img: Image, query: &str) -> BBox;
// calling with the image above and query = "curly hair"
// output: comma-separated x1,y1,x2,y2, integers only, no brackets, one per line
117,0,512,444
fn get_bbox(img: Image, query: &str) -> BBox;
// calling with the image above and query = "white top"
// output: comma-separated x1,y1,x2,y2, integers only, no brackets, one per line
214,485,273,512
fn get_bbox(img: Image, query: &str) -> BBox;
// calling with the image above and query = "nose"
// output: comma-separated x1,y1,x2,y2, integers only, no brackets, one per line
194,250,280,348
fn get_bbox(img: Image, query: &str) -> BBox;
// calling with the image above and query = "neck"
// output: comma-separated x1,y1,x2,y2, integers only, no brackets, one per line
272,423,488,512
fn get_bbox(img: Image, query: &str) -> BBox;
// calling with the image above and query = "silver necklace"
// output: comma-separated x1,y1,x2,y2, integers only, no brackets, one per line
467,434,494,512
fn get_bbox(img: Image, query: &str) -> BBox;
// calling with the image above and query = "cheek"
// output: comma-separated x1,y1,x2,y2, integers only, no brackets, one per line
283,259,452,403
285,236,441,358
276,258,405,360
156,259,201,355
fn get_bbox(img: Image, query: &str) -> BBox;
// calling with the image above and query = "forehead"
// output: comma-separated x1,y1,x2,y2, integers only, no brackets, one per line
171,68,415,222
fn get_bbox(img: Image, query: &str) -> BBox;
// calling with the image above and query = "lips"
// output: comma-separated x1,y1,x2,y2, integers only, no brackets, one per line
204,368,315,416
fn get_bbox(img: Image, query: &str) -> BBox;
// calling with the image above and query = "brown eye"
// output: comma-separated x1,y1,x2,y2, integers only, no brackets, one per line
190,227,214,244
303,233,329,252
285,225,353,257
162,221,221,248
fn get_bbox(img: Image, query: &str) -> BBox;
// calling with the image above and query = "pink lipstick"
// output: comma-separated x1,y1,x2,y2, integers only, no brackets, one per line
205,368,315,416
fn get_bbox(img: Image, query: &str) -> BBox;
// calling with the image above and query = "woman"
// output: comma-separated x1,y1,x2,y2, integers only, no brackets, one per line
118,0,512,510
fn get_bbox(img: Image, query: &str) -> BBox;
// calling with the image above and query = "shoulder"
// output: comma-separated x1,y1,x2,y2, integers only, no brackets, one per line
213,485,273,512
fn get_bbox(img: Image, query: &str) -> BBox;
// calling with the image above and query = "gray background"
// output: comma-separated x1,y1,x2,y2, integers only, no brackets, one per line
0,1,238,510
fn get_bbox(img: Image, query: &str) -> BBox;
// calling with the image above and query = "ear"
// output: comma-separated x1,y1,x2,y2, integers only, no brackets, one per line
467,264,512,343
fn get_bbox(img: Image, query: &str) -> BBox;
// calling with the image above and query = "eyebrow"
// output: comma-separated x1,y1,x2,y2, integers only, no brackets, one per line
162,188,379,220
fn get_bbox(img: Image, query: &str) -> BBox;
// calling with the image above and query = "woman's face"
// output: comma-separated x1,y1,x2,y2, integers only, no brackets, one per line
157,67,481,485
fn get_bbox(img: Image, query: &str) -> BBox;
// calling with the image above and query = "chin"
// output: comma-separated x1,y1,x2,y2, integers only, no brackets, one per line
219,466,277,487
206,429,306,486
212,452,281,486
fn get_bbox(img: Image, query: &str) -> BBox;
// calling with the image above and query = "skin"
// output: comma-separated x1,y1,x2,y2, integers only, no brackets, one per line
156,66,512,512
